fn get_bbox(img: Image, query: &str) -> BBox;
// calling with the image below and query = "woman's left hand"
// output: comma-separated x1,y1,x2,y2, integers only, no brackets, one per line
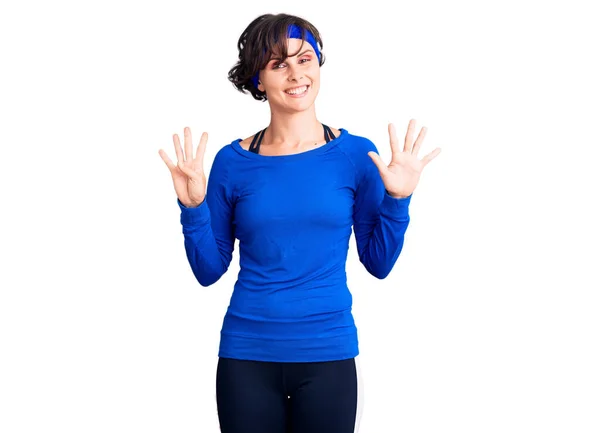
368,119,441,199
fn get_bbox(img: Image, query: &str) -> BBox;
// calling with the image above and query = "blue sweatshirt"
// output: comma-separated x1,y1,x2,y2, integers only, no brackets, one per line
177,128,411,362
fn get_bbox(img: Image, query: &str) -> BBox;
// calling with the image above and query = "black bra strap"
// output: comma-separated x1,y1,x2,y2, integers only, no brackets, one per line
249,124,335,154
248,128,266,154
323,124,335,142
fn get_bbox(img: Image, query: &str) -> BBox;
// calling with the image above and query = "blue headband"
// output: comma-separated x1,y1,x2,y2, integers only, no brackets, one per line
251,24,321,89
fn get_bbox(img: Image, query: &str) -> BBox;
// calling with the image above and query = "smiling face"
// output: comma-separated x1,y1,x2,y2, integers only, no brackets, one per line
257,38,320,114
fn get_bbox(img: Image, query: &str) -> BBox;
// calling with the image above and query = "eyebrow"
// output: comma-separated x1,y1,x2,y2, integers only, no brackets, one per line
270,49,314,61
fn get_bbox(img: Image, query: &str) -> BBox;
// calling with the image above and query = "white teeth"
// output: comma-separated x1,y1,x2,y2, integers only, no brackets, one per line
285,85,308,95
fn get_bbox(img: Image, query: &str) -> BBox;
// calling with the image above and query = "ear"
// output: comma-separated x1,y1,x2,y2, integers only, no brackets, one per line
257,80,264,92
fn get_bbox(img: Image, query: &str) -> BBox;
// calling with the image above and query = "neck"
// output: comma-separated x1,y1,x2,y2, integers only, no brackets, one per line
264,105,323,147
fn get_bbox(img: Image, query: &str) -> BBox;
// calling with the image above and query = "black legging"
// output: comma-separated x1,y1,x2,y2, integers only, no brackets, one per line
216,357,358,433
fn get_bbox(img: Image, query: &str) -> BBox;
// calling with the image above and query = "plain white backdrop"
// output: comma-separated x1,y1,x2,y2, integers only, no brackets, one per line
1,0,599,432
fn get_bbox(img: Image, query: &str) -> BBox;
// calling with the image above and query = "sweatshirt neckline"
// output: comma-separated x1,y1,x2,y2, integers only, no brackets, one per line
231,128,347,161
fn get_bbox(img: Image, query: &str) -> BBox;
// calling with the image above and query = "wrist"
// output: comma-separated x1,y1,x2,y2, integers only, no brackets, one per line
183,198,204,208
386,190,409,199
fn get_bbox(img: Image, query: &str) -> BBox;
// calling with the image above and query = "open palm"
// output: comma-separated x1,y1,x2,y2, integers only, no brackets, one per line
368,119,441,198
158,127,208,208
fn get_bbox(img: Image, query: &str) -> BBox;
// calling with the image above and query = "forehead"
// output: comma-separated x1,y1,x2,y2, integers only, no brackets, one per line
270,38,315,59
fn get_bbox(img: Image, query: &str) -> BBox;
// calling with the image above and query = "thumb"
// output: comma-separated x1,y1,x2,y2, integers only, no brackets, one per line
368,151,388,176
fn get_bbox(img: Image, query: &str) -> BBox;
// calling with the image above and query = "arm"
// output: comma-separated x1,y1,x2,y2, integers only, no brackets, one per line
178,149,235,286
353,140,411,279
355,119,441,278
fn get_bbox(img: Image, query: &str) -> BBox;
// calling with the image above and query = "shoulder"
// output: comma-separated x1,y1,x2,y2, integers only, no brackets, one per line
208,142,239,180
238,135,255,151
212,142,238,163
335,130,382,186
337,129,379,161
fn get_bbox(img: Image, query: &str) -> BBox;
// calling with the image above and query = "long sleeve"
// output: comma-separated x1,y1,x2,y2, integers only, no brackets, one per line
178,148,236,287
352,140,412,279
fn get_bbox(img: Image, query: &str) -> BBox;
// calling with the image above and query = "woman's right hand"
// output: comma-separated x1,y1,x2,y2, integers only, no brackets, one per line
159,127,207,208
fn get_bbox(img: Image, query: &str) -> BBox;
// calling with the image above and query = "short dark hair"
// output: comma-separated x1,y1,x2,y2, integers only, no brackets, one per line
227,13,326,102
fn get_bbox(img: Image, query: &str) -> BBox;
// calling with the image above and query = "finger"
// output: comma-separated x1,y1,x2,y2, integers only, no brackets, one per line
421,147,442,166
173,134,184,165
404,118,416,153
412,126,427,156
159,149,176,171
194,132,208,172
368,151,388,177
178,160,200,181
388,123,401,158
184,127,193,163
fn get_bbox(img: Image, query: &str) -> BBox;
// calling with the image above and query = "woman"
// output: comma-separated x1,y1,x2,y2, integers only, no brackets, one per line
159,13,440,433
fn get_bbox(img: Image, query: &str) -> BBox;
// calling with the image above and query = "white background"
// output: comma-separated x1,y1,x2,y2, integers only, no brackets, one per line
1,0,599,432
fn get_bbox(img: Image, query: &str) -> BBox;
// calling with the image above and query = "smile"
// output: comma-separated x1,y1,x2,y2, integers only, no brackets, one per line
284,85,309,96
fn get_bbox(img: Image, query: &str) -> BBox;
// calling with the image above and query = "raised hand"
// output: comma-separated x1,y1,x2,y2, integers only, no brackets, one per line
159,127,208,208
368,119,441,198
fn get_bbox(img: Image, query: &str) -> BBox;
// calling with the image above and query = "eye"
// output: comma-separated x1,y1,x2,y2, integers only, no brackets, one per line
299,58,310,64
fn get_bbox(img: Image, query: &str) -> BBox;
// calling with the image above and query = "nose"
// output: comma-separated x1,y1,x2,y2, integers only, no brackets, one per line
286,62,304,82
